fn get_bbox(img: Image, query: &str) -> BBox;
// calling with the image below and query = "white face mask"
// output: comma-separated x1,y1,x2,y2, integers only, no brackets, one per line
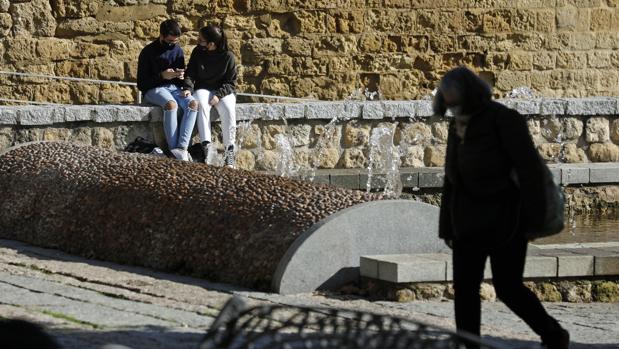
446,105,463,117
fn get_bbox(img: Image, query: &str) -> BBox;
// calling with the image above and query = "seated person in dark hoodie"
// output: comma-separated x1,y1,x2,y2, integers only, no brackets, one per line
137,19,197,161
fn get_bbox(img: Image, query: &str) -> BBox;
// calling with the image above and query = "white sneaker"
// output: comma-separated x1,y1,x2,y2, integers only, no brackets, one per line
170,148,190,161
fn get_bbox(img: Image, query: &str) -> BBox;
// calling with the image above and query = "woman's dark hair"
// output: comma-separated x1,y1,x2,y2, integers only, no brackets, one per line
433,66,492,117
160,19,181,37
199,24,229,52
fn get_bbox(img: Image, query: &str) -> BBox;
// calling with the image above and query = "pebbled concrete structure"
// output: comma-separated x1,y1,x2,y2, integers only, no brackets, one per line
0,141,444,293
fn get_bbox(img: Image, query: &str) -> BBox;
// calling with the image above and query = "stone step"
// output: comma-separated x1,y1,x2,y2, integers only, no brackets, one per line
360,242,619,283
265,163,619,190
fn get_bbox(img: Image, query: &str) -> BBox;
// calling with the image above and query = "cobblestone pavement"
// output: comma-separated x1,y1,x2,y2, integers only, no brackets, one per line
0,239,617,349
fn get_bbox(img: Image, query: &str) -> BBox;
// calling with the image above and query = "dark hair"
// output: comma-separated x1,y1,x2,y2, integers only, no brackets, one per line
160,19,181,37
0,319,61,349
199,24,229,52
433,66,492,117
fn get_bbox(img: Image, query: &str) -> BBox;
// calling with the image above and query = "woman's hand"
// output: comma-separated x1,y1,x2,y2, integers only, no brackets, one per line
209,96,220,106
181,90,191,98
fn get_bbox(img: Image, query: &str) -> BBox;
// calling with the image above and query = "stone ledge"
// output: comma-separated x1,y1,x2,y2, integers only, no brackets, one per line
361,242,619,283
1,97,618,125
283,163,619,191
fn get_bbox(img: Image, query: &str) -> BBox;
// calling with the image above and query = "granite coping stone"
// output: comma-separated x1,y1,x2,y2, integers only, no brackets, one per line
3,97,618,125
360,243,619,283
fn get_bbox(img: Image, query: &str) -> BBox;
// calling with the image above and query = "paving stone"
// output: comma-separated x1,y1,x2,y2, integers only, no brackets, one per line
18,106,64,125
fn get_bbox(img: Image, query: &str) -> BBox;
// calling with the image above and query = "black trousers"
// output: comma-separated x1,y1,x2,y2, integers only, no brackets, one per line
452,234,562,341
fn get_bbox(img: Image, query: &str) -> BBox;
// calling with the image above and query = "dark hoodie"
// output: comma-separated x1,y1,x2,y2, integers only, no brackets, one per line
183,47,237,98
137,39,185,93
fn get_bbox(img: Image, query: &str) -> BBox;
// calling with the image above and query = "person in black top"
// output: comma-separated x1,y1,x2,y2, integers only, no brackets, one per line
435,67,569,349
183,24,238,167
137,19,198,161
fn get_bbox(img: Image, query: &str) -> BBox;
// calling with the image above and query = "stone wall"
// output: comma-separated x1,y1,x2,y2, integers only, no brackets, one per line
1,1,619,103
1,98,618,172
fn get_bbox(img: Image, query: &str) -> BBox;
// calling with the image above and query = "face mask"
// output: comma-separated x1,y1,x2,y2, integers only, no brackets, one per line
446,105,463,117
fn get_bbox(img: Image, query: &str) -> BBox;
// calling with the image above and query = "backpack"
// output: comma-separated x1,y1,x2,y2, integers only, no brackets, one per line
124,137,157,154
525,163,565,240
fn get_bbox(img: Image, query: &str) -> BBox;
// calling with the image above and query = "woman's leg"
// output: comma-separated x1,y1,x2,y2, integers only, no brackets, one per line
215,93,237,148
490,235,568,347
144,86,178,149
193,89,213,143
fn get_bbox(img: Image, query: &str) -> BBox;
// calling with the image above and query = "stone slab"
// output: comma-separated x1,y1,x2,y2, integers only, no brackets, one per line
284,104,305,119
0,108,18,125
361,254,448,283
400,171,419,188
560,166,590,185
594,255,619,276
360,256,379,279
361,102,384,120
383,101,415,118
565,97,618,116
589,165,619,183
418,168,445,188
359,173,388,190
312,174,330,185
18,107,64,125
330,172,360,190
523,256,557,278
540,99,568,115
414,101,434,117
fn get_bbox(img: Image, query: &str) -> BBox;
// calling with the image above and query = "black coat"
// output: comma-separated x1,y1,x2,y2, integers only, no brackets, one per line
183,48,237,98
439,101,546,248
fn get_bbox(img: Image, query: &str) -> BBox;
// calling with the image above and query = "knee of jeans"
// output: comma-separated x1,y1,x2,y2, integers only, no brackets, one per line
188,100,199,111
164,101,177,110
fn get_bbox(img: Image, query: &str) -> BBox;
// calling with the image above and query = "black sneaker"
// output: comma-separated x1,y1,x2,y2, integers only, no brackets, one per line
223,145,235,168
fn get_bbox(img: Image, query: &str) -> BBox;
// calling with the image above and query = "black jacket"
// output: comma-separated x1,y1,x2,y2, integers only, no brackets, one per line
439,101,546,248
183,48,237,98
137,40,186,93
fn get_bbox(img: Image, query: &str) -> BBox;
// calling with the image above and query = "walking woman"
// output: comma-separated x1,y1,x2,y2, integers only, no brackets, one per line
435,67,569,349
183,24,237,167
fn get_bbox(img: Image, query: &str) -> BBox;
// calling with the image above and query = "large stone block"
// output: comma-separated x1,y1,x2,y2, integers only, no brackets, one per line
610,118,619,144
588,143,619,162
18,107,64,126
235,149,256,171
343,122,371,147
590,163,619,183
236,123,261,149
261,124,287,150
561,117,584,141
0,127,13,151
400,145,424,168
383,101,415,118
396,122,432,145
10,0,56,37
586,117,611,143
339,147,366,168
423,145,446,167
562,144,588,163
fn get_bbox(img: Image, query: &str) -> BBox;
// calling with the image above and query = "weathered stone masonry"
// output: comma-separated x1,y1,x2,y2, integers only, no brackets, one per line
1,98,618,172
1,1,619,103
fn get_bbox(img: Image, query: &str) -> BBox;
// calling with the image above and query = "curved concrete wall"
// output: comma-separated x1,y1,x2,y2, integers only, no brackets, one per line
0,141,381,290
274,200,444,294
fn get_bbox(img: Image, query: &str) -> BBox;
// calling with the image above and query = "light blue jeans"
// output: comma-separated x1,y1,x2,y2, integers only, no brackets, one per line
144,84,197,149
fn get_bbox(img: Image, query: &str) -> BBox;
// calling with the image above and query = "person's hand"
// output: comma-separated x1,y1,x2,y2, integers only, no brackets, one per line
444,239,453,249
181,90,191,98
209,95,220,106
161,68,177,80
